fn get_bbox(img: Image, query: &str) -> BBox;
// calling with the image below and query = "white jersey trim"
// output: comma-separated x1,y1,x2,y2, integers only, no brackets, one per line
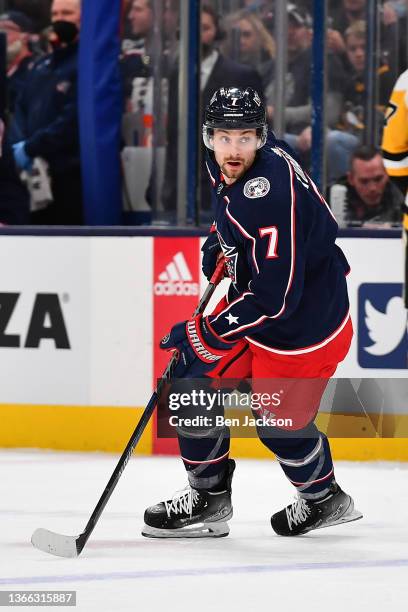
224,197,260,274
383,155,408,170
393,68,408,102
206,162,216,186
245,311,351,355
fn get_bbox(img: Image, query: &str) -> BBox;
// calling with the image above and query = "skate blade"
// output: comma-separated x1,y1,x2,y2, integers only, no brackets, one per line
316,497,363,531
317,508,363,530
142,520,230,539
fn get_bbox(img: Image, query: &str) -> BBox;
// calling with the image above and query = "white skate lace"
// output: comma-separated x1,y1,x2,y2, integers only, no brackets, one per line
286,496,311,530
164,487,201,518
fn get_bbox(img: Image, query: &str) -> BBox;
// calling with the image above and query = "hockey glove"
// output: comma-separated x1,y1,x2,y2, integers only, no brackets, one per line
201,232,224,281
160,314,236,378
12,141,33,172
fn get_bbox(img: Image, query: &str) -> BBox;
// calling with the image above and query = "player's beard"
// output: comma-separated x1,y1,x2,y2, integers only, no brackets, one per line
220,156,253,181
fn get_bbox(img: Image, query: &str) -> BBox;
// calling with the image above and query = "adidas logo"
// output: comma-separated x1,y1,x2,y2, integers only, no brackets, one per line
154,252,199,296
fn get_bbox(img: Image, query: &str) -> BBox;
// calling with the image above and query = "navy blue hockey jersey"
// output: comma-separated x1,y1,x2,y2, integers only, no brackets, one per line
205,133,351,354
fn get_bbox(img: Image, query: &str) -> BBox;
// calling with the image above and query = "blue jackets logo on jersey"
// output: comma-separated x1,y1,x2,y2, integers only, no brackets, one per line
217,231,238,285
243,177,270,198
358,283,407,369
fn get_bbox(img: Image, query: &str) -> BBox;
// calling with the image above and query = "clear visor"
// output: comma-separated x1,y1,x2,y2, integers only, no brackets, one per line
203,126,267,152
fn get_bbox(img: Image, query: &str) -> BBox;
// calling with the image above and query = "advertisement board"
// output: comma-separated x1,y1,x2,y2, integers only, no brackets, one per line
336,238,407,377
0,236,153,406
0,233,406,459
152,237,200,454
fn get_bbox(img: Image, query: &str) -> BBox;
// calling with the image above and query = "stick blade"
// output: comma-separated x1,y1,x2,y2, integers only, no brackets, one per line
31,528,79,558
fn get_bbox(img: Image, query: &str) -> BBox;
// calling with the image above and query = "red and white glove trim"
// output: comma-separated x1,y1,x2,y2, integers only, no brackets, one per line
185,316,230,364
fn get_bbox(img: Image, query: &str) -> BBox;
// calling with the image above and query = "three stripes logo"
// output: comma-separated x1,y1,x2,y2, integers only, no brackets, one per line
154,252,199,296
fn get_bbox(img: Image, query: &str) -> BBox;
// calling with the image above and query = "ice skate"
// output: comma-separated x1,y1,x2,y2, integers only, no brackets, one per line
271,481,363,536
142,460,235,538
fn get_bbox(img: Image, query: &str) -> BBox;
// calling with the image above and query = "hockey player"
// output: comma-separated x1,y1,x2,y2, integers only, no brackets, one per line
381,68,408,307
143,87,362,538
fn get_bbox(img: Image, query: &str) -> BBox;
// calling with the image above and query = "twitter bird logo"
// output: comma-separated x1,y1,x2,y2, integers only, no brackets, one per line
358,284,407,369
364,297,407,356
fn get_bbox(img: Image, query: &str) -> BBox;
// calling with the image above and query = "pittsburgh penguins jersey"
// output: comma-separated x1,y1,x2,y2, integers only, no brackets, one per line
382,69,408,307
382,69,408,180
205,133,351,353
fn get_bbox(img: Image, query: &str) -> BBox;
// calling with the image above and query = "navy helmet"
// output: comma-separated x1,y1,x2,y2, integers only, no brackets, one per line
203,87,267,150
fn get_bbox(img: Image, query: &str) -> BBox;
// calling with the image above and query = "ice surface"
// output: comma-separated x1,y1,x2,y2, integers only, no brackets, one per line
1,451,407,611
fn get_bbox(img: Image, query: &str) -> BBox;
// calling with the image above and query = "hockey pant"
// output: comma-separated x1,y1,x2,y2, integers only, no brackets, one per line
177,299,353,499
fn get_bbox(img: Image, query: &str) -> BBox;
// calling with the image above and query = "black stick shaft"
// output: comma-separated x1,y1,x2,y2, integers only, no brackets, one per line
76,262,225,554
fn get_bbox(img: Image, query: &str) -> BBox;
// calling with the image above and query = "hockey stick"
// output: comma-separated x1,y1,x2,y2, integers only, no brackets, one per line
31,260,225,558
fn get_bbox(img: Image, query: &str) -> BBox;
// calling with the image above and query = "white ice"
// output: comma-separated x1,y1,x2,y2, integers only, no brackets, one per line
1,451,407,612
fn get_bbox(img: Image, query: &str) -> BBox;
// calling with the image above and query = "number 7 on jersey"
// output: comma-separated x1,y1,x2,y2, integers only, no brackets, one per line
259,226,279,259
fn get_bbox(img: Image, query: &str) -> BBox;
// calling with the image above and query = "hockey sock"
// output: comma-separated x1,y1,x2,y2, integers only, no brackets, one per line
178,431,230,490
260,428,335,500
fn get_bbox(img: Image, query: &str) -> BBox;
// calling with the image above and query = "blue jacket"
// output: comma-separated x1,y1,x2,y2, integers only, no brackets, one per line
10,43,79,175
206,133,351,353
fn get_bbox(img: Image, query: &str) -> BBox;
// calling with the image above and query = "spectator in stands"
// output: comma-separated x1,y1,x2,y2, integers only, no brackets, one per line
329,0,400,79
161,3,263,220
123,0,153,53
10,0,82,224
330,0,367,40
328,146,404,224
0,11,36,115
390,0,408,74
342,20,395,123
162,0,179,64
0,119,30,224
121,0,172,147
121,0,137,48
123,0,178,61
261,4,348,182
222,10,275,86
325,20,396,182
121,0,153,120
266,4,314,131
241,1,274,33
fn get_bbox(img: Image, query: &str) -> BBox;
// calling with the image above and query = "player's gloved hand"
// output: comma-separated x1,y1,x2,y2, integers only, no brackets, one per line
160,314,236,378
12,141,33,171
201,232,224,281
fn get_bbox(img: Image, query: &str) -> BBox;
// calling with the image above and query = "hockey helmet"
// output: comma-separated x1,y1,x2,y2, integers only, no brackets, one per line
203,87,267,151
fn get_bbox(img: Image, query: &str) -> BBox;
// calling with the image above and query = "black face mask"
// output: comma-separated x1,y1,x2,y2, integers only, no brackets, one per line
52,20,79,45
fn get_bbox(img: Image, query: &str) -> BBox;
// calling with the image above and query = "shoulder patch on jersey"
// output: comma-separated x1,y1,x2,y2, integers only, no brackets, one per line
243,177,270,199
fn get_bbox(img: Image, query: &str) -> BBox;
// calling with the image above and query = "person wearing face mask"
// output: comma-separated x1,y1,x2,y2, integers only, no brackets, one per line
9,0,82,225
0,11,37,115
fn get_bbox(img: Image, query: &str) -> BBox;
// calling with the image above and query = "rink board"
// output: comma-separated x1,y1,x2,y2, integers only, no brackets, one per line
0,234,406,460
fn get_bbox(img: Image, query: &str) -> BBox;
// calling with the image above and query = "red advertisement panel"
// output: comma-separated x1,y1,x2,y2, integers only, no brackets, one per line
153,237,200,454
